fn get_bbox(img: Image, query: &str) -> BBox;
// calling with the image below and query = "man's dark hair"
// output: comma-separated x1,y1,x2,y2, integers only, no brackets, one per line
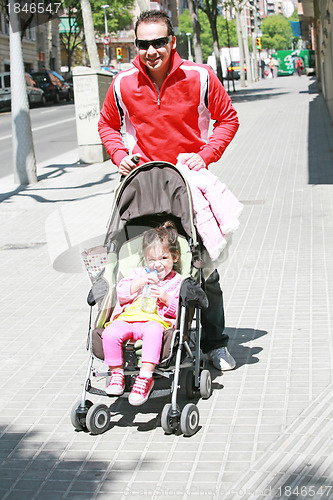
135,10,174,37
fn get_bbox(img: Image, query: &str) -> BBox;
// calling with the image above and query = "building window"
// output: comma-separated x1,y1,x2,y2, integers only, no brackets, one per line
25,25,36,40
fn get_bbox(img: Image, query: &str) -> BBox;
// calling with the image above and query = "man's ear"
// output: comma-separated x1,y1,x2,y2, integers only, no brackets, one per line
171,35,177,50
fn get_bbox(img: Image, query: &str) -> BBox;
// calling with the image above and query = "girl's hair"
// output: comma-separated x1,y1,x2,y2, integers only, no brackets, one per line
135,10,175,37
142,221,181,274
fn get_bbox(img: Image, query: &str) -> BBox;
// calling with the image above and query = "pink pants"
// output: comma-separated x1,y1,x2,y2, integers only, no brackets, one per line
102,320,165,366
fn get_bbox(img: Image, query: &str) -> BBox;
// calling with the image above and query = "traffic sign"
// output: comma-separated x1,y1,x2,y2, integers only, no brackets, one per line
103,36,111,45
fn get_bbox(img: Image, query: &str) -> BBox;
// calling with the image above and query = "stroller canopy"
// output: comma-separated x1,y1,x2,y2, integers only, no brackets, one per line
104,162,197,249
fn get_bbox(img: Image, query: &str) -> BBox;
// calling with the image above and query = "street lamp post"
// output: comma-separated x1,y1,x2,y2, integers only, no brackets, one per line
186,32,193,61
101,4,109,65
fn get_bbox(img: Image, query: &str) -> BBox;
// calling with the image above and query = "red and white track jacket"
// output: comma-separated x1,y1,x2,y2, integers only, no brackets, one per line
98,50,239,167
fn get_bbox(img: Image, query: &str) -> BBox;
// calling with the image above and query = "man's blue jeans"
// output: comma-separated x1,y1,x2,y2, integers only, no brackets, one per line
201,269,229,353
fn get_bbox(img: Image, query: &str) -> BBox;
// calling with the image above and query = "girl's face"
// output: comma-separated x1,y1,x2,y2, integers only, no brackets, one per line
145,241,179,280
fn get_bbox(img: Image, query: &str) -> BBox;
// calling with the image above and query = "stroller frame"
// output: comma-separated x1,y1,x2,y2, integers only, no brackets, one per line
71,162,213,436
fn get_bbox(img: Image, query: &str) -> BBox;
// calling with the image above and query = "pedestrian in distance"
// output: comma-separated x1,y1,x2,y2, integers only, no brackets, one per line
102,221,182,405
98,9,240,371
296,57,304,77
268,56,275,78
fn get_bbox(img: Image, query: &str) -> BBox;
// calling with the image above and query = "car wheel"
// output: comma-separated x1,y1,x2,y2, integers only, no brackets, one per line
54,91,60,104
41,94,46,106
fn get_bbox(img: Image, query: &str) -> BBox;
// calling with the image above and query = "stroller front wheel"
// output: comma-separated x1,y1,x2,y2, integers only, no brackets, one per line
86,403,110,434
180,403,199,436
161,403,174,434
161,403,180,434
70,399,93,431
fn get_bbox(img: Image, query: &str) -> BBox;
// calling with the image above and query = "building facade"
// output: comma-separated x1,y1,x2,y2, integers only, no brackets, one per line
0,9,61,74
298,0,333,122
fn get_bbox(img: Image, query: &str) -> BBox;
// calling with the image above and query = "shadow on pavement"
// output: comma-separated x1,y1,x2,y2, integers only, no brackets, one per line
0,163,118,204
225,327,268,369
307,81,333,185
230,87,288,103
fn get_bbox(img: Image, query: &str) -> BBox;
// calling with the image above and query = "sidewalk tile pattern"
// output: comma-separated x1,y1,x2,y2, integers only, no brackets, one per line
1,75,333,500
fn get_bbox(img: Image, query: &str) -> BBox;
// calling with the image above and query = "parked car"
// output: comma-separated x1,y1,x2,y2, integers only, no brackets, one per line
64,73,74,101
31,70,72,103
0,72,46,110
25,73,46,107
227,61,247,80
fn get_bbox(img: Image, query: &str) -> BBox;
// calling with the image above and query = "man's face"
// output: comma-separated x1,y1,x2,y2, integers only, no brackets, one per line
136,21,176,76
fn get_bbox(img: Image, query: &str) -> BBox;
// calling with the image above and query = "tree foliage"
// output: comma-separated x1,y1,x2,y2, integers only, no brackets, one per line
90,0,134,35
179,9,237,63
261,14,293,50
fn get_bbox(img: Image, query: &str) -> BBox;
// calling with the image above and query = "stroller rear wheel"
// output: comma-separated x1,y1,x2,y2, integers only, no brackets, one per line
71,399,93,431
180,403,199,436
200,369,212,399
185,370,196,399
86,403,110,434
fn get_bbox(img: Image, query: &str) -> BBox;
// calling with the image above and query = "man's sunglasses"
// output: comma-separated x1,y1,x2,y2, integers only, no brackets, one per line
135,35,172,51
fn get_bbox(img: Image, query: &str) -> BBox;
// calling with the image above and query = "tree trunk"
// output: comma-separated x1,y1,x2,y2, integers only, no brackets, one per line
188,0,203,63
252,3,260,81
9,0,37,185
209,13,223,82
169,0,179,32
240,9,253,84
235,9,246,88
80,0,100,70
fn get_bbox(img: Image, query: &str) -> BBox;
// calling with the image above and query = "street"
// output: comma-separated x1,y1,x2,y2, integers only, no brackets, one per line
0,101,77,179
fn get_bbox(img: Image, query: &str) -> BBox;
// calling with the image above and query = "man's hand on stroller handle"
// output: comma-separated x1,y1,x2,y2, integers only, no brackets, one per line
177,153,206,171
119,154,141,176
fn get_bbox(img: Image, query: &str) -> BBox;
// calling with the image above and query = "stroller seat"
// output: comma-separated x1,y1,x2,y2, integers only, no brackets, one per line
71,162,214,437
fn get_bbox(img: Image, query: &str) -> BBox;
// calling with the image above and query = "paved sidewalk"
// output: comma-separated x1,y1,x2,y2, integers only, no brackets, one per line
1,75,333,500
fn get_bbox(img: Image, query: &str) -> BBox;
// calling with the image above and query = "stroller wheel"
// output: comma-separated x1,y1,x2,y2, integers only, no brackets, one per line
86,403,110,434
70,399,93,431
180,403,199,437
161,403,180,434
200,369,212,399
185,370,196,399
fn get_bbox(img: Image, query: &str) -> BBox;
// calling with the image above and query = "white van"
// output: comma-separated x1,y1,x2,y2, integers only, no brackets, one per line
0,72,11,110
0,72,46,110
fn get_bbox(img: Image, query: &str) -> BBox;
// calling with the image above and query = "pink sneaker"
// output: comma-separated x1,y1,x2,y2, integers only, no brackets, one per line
128,376,154,406
106,370,125,396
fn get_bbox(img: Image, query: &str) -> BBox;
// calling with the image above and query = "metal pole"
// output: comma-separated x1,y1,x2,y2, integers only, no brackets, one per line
186,32,193,61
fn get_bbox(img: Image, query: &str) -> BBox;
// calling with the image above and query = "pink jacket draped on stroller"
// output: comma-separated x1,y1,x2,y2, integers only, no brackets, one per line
176,159,243,261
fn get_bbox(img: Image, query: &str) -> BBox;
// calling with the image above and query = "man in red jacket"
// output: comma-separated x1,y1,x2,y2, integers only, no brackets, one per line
98,10,239,371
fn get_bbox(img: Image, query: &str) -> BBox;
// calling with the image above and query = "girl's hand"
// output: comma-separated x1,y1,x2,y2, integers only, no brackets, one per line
149,285,170,307
146,272,159,285
130,272,158,294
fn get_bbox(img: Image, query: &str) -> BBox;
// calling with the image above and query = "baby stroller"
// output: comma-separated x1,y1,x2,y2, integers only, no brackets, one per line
71,161,213,437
